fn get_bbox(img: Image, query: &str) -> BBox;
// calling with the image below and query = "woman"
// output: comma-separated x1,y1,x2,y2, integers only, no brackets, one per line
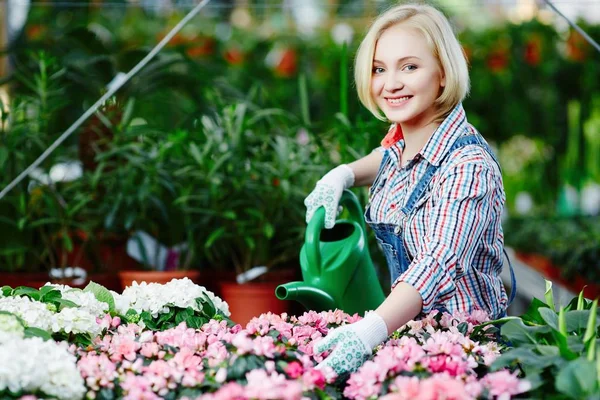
304,3,516,375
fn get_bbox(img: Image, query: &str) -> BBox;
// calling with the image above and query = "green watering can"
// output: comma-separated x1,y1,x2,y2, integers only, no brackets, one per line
275,190,385,315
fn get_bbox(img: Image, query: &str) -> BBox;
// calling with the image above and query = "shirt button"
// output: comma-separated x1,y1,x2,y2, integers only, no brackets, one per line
394,226,401,234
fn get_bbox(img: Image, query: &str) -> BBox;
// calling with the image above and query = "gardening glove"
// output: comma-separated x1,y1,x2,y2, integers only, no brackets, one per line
314,312,388,375
304,164,355,229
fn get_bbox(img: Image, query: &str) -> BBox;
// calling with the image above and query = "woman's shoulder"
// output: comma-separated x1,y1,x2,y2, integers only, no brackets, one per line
441,128,501,176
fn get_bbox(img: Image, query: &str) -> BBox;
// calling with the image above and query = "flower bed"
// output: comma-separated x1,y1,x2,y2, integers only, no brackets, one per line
0,278,598,399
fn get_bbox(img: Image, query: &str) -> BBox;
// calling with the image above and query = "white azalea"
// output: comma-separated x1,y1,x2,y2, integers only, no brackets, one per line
44,284,109,317
53,307,102,337
0,312,25,343
114,277,230,318
0,296,54,331
0,336,85,400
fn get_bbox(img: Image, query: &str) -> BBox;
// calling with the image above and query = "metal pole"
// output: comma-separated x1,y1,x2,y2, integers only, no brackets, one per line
542,0,600,55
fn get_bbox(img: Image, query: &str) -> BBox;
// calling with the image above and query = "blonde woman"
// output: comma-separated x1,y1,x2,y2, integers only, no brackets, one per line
304,3,516,375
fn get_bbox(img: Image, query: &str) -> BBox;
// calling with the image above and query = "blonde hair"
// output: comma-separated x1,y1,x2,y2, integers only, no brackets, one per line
354,3,469,122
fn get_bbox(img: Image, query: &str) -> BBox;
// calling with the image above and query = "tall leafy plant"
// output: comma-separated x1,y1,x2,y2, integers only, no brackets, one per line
493,282,600,399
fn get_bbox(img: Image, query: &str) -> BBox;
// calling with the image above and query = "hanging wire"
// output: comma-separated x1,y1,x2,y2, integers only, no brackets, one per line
541,0,600,55
0,0,213,201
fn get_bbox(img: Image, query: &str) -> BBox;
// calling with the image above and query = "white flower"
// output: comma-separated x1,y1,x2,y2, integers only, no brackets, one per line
0,336,85,400
114,278,230,318
53,307,102,337
0,295,102,338
581,182,600,215
44,284,109,317
0,313,25,343
0,296,54,331
514,191,534,215
331,22,354,45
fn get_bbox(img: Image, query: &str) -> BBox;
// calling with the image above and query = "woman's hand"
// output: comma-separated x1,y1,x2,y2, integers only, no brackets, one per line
314,312,388,375
304,165,355,229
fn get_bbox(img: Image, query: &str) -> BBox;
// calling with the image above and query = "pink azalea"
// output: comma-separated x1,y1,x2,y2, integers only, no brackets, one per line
480,370,532,399
390,376,422,399
285,361,304,378
301,368,326,390
197,382,245,400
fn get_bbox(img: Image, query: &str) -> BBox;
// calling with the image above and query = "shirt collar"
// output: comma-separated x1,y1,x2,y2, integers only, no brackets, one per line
387,103,468,168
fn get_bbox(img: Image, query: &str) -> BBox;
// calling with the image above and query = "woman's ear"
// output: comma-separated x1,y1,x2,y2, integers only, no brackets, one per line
440,71,446,88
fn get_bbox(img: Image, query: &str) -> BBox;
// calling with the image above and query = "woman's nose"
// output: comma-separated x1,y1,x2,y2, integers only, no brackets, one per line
385,71,404,91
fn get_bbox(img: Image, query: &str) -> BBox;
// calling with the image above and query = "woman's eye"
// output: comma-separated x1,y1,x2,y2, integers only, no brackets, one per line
403,64,418,71
373,67,385,74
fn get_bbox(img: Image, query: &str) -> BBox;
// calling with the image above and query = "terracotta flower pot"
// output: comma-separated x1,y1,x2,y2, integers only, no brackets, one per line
219,281,290,326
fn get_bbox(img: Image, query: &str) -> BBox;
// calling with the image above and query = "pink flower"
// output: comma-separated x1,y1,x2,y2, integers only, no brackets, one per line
480,370,532,399
285,361,304,378
302,368,326,390
111,335,139,362
140,342,160,358
198,382,244,400
111,316,122,328
389,376,421,399
418,374,472,400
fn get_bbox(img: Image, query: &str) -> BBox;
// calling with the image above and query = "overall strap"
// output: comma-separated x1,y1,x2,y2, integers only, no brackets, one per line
400,133,496,216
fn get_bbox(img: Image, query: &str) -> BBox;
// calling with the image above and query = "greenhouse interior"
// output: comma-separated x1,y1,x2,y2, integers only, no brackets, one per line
0,0,599,399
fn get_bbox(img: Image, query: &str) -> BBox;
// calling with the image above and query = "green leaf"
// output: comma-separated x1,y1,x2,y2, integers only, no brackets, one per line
555,358,598,399
521,298,551,325
545,280,555,312
55,298,80,310
12,286,41,301
23,327,52,341
492,347,561,372
84,281,116,312
565,310,597,334
39,288,62,303
501,318,551,345
539,307,560,331
204,227,226,249
583,300,598,343
1,286,13,296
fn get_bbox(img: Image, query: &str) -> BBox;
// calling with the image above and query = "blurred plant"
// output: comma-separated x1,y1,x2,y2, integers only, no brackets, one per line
0,52,78,272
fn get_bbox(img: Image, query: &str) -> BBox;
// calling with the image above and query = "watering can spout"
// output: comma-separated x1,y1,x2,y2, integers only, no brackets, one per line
275,282,337,312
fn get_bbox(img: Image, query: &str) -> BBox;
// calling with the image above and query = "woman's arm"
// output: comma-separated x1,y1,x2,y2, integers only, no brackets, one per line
347,149,384,187
375,282,423,334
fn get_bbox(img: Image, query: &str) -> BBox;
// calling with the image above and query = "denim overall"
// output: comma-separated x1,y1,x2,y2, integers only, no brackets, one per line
365,133,517,317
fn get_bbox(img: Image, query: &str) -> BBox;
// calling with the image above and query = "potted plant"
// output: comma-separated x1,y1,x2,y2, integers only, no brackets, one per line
171,91,324,324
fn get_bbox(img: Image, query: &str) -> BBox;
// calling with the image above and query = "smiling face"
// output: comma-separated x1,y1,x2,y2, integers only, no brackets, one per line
370,24,446,129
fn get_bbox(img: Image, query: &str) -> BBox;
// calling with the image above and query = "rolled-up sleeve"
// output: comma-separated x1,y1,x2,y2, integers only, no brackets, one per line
393,160,496,313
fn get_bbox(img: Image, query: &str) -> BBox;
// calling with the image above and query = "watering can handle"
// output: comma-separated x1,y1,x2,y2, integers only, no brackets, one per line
305,190,367,278
339,190,368,238
305,207,325,276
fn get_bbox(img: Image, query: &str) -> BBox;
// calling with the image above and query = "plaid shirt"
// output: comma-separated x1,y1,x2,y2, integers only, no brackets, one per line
369,104,509,317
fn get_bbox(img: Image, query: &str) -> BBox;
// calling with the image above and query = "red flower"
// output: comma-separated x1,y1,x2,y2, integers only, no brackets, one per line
524,36,542,66
486,49,509,73
186,37,216,58
272,178,280,187
275,49,297,78
26,25,46,41
566,30,588,62
224,48,245,65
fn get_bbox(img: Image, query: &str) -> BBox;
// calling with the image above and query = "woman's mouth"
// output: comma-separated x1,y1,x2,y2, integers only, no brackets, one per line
385,96,412,106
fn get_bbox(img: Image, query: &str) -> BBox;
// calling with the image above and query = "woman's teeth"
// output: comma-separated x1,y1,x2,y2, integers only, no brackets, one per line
387,96,411,104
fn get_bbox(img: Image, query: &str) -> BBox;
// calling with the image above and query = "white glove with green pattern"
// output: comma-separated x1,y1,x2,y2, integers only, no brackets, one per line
314,312,388,375
304,165,355,229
